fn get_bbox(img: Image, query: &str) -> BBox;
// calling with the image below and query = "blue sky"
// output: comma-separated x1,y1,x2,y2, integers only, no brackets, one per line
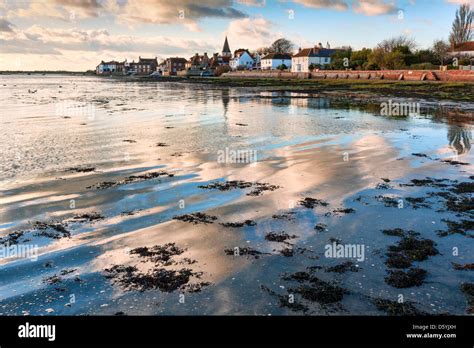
0,0,470,71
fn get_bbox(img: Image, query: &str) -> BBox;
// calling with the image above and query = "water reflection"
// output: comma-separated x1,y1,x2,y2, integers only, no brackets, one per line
448,125,472,155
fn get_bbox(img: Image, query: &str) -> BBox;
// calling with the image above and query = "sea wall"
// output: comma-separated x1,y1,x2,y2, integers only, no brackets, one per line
222,69,474,82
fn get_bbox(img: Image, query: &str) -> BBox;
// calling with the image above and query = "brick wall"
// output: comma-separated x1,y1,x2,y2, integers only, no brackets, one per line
223,69,474,82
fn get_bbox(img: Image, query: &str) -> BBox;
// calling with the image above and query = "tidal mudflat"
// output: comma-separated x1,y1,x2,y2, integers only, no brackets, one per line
0,74,473,316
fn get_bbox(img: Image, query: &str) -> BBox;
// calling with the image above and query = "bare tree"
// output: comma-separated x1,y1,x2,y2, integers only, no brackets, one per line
377,35,417,53
269,38,295,54
449,3,473,46
432,39,450,65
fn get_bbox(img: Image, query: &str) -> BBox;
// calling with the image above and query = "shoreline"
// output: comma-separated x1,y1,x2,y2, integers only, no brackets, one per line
2,72,473,109
105,74,474,105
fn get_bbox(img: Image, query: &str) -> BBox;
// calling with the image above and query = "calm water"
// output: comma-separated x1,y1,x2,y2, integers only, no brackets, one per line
0,74,473,315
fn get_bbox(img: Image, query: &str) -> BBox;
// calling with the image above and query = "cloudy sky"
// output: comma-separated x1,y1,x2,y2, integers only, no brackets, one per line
0,0,470,71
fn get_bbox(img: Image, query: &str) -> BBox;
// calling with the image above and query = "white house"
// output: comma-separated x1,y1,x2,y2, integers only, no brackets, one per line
230,49,255,70
96,60,126,74
261,53,292,70
291,46,336,73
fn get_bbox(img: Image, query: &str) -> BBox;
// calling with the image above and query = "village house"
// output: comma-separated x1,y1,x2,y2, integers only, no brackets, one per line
261,53,292,70
291,44,336,73
128,57,158,75
162,57,187,75
230,49,255,70
96,60,126,74
186,52,211,70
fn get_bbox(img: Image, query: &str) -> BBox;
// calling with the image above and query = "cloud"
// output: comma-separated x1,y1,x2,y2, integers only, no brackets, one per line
0,18,15,32
352,0,398,16
237,0,267,6
0,23,221,70
3,0,250,28
112,0,248,26
446,0,474,4
291,0,348,11
226,17,280,50
287,0,401,15
5,0,103,20
53,0,103,17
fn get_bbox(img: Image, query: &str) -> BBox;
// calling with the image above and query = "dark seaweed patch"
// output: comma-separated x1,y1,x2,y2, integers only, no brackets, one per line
388,237,438,262
220,220,256,228
290,277,347,305
224,246,268,259
328,208,355,216
314,223,328,232
405,197,431,209
260,285,309,313
376,182,392,190
130,243,185,266
437,219,474,237
401,178,451,188
325,261,359,273
460,282,474,314
265,232,297,243
381,228,406,237
280,248,294,257
385,236,438,269
66,167,95,173
33,221,70,239
453,263,474,271
442,159,470,166
298,197,329,208
104,243,207,293
412,153,430,158
173,212,218,224
104,265,200,293
375,195,399,207
43,268,77,285
385,268,427,288
272,212,296,221
87,171,174,189
0,231,26,246
70,212,104,222
372,298,428,315
198,180,279,196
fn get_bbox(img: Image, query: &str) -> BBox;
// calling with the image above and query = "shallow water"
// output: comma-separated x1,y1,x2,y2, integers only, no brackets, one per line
0,74,473,315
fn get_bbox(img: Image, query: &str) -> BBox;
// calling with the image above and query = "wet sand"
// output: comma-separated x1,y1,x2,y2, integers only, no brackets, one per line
0,74,473,315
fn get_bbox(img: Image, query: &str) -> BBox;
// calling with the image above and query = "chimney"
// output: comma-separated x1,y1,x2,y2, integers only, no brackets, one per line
318,42,323,48
298,47,302,52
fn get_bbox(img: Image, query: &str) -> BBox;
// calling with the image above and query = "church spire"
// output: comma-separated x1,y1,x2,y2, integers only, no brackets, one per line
222,36,231,57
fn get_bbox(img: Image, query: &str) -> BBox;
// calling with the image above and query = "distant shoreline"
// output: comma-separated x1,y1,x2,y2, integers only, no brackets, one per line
2,72,473,106
0,71,94,75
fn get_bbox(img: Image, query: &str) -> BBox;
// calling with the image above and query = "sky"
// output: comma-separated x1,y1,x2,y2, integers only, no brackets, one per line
0,0,472,71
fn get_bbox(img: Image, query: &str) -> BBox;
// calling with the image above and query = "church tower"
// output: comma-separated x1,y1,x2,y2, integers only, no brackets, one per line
222,36,231,58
